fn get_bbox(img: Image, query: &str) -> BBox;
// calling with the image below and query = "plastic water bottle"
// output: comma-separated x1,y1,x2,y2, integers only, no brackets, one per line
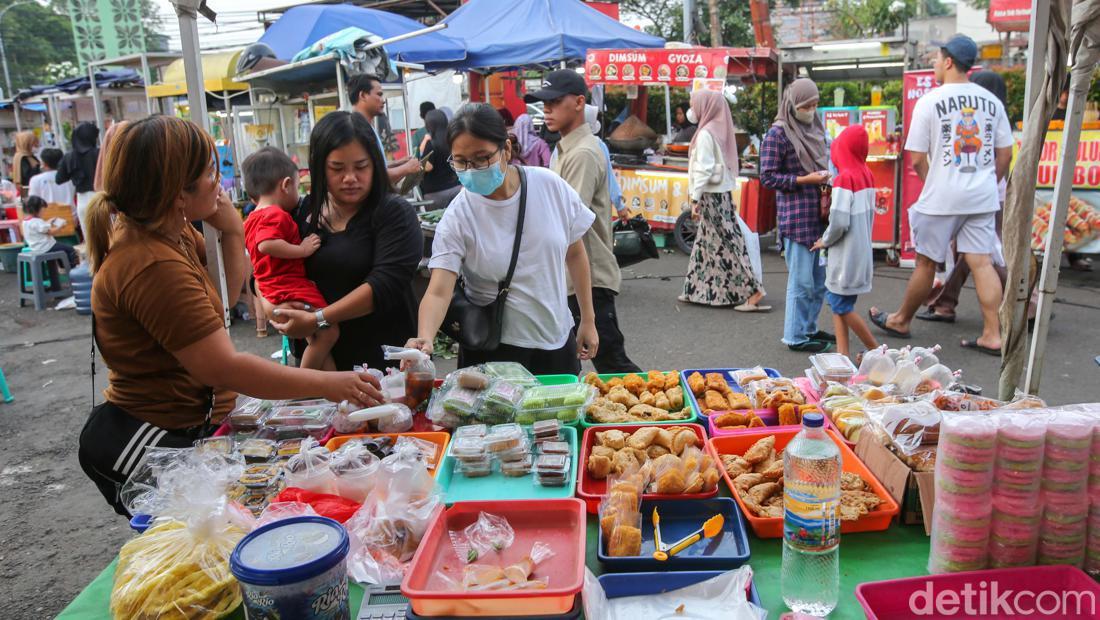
781,413,840,616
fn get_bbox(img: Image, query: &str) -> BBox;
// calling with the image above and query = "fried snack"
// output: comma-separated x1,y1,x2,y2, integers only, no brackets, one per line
778,403,800,426
665,385,684,410
840,472,865,491
609,524,642,557
702,466,720,492
684,472,704,494
748,416,766,428
747,481,780,504
680,447,701,473
639,390,656,407
607,377,624,391
713,411,752,428
587,399,629,423
687,372,706,396
759,460,784,482
839,504,866,521
843,490,882,512
627,427,659,450
596,429,628,450
646,445,670,459
754,448,778,473
734,472,764,492
800,404,821,416
705,373,731,394
584,372,609,395
588,455,613,479
653,428,674,452
703,390,730,412
654,391,671,411
663,371,680,387
592,446,615,460
652,457,686,494
646,371,666,392
611,449,638,474
721,455,752,477
759,504,784,518
672,428,698,455
727,393,752,410
626,404,688,421
607,386,640,408
622,373,646,396
743,436,775,465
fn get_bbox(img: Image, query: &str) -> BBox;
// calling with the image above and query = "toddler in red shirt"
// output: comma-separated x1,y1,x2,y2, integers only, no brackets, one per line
243,147,338,370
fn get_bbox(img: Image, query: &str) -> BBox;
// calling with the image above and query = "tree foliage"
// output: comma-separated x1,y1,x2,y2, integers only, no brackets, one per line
1,1,78,93
826,0,916,39
619,0,757,47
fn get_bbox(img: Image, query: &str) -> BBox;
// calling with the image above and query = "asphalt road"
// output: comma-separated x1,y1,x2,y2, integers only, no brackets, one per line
1,245,1097,618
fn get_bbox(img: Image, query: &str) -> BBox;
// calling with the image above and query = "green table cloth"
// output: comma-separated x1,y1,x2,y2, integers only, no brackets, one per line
58,518,931,619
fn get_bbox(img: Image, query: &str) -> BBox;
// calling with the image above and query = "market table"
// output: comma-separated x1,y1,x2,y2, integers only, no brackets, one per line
57,514,931,619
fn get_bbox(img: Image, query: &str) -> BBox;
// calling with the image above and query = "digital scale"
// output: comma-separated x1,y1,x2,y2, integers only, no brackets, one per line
356,584,409,620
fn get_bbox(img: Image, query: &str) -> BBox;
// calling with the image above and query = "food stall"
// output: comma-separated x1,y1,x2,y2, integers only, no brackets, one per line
1022,123,1100,256
584,47,781,251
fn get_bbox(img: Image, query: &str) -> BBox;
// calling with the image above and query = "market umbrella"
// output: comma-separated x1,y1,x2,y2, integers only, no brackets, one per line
999,0,1100,398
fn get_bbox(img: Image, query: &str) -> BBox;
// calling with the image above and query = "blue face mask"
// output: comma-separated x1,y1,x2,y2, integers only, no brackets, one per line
457,162,506,196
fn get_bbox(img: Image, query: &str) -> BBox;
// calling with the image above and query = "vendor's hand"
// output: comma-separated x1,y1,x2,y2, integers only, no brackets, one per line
327,371,384,409
576,321,599,361
811,239,825,252
269,307,318,339
393,157,421,177
203,188,243,235
798,171,830,186
691,201,701,222
402,337,434,370
298,233,322,256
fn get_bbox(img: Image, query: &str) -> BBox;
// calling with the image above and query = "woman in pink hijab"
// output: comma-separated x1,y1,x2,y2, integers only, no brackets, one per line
679,89,768,311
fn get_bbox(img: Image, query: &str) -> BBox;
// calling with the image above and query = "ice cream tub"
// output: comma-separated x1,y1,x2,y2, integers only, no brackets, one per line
230,516,351,619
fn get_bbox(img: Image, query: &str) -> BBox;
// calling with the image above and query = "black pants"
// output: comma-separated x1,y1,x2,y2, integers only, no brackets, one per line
568,287,641,374
78,402,210,516
46,241,78,291
458,338,581,376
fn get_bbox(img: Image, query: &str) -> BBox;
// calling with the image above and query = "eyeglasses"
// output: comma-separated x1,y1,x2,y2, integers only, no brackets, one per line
448,148,502,172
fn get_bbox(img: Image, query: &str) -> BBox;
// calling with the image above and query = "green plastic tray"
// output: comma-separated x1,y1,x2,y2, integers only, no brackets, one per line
436,426,579,504
578,372,699,428
537,374,580,386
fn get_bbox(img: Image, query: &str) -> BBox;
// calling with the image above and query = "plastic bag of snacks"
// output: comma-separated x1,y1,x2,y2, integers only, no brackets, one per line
449,511,515,563
111,450,250,619
329,442,381,503
284,437,336,495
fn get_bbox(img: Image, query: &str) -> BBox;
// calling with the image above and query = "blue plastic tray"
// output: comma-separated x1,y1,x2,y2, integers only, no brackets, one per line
598,571,762,607
597,498,750,571
404,594,581,619
435,426,579,504
680,368,781,419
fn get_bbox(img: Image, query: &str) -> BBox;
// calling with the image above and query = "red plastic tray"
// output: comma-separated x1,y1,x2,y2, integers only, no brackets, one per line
855,565,1100,619
576,423,716,514
705,408,835,437
402,499,587,617
708,428,898,538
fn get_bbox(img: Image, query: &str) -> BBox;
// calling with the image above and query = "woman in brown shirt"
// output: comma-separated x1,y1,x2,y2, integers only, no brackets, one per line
79,116,382,515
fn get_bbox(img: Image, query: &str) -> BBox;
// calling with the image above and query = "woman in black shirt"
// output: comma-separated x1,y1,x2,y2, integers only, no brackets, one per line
418,109,461,210
269,111,421,370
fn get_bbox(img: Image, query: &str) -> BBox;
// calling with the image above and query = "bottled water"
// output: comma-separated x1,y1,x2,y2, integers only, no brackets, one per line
781,413,841,616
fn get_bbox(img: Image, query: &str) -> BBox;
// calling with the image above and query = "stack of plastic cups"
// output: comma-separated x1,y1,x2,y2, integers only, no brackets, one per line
1037,413,1093,568
1086,423,1100,576
929,413,997,573
988,412,1046,568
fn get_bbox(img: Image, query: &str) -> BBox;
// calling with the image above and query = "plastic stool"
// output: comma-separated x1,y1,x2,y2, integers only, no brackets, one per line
17,250,72,310
0,366,12,403
20,247,52,289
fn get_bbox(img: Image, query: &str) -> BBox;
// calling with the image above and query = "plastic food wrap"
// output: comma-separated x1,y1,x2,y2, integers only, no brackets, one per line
227,397,280,433
330,442,381,503
865,400,941,458
427,383,484,428
449,511,515,563
383,345,437,410
515,383,597,425
449,368,491,391
582,566,766,620
481,361,539,387
929,413,998,573
394,436,442,469
111,450,249,619
440,542,555,591
477,381,525,424
744,377,803,410
730,366,768,388
284,438,336,495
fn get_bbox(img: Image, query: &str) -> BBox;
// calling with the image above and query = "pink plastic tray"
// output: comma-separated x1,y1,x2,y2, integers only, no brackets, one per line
856,565,1100,619
705,408,835,437
402,499,587,617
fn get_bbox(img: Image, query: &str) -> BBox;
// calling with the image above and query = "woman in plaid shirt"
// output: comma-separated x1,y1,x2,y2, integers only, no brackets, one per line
760,78,835,353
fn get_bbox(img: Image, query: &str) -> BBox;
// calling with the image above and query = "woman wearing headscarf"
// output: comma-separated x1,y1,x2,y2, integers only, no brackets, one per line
57,122,99,237
418,108,461,210
12,131,40,198
512,113,551,167
680,89,768,310
761,78,833,352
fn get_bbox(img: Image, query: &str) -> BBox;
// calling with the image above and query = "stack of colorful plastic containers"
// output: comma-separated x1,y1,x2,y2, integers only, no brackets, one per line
1038,413,1093,567
928,414,997,573
988,413,1045,568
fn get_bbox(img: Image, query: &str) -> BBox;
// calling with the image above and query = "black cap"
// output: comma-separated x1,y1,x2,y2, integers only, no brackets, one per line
524,69,587,103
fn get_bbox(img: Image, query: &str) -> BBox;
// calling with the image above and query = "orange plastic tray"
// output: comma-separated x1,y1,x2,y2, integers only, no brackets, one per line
708,428,899,538
576,423,717,514
402,498,587,616
325,432,450,478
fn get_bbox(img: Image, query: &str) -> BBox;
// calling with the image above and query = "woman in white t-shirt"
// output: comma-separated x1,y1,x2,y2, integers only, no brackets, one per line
406,104,600,374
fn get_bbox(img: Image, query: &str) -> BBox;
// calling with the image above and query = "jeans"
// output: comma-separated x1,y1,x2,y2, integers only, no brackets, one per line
782,238,826,346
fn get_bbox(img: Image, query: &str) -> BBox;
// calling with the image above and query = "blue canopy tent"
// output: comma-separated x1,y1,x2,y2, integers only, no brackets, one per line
419,0,664,72
257,4,466,65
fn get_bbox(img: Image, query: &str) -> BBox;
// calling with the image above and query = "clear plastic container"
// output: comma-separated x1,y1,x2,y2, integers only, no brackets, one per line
536,458,571,487
454,424,488,439
515,384,597,425
457,458,493,478
330,444,380,503
539,441,571,456
481,361,540,387
239,438,277,463
228,397,280,432
441,386,483,419
809,353,857,385
450,368,491,391
532,420,562,441
451,436,488,463
501,454,533,477
477,381,526,424
230,516,350,620
265,405,335,427
240,463,282,489
497,437,532,463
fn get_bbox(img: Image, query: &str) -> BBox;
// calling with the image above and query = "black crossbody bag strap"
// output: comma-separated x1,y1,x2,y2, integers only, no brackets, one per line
497,166,527,301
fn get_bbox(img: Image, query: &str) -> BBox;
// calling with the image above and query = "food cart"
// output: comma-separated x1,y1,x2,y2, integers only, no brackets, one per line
584,47,781,251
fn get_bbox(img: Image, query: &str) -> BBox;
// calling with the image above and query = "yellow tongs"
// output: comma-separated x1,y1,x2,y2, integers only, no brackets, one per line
652,508,725,562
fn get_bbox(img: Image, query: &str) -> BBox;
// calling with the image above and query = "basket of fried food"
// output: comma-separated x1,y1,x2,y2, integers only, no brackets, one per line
582,371,694,425
684,370,754,415
710,429,899,538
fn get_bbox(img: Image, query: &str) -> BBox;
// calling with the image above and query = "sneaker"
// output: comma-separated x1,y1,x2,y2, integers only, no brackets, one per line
807,330,836,343
788,340,833,353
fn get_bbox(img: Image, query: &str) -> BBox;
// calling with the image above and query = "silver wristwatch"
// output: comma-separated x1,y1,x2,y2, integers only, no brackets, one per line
315,309,331,329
